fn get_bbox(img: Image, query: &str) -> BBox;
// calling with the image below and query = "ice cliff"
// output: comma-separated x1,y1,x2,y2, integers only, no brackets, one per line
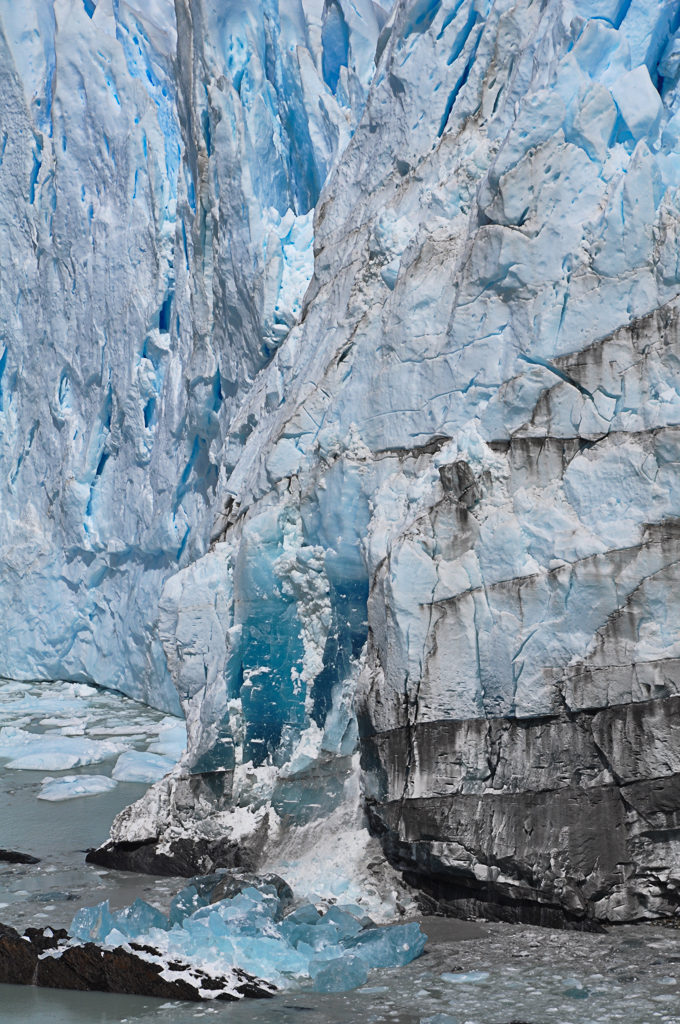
0,0,384,708
3,0,680,924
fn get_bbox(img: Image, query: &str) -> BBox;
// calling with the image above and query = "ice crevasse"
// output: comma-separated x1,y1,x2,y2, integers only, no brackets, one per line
3,0,680,927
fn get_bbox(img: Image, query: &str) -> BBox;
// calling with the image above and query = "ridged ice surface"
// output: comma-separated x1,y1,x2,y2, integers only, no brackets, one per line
0,0,386,708
4,0,680,924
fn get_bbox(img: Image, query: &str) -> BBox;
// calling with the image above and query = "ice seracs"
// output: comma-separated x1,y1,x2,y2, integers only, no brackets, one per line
0,0,386,709
4,0,680,926
115,0,680,925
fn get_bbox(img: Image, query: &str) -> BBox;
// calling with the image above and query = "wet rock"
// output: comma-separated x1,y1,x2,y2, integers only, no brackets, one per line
0,923,36,984
0,923,275,1001
86,835,252,877
0,849,40,865
208,870,294,908
23,927,70,953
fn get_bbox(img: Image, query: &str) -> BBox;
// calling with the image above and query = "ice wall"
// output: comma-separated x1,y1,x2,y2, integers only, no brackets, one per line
0,0,385,708
124,0,680,923
5,0,680,923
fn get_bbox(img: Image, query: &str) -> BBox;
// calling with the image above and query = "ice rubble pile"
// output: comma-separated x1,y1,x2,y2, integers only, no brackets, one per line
0,0,387,708
70,884,426,993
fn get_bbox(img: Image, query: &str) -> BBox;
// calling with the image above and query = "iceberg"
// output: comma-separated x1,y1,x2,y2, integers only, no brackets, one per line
111,749,175,783
37,774,118,801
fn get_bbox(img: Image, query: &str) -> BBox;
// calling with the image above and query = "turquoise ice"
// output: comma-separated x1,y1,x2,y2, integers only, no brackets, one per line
70,884,427,993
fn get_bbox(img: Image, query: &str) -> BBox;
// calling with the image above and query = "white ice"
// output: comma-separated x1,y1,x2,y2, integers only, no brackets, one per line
112,749,176,783
38,774,118,801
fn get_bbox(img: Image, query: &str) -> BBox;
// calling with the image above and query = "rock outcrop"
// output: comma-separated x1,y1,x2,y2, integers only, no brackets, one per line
0,922,275,1000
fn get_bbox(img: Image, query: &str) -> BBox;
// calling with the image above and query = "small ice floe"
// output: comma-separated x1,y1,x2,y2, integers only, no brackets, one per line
0,727,126,770
112,749,175,783
563,977,589,999
440,970,489,984
147,717,187,759
38,775,118,801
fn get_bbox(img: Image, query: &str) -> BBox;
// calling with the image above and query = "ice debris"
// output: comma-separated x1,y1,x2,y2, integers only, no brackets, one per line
112,749,176,783
0,727,126,771
441,971,490,984
70,884,427,993
37,774,118,801
0,680,185,787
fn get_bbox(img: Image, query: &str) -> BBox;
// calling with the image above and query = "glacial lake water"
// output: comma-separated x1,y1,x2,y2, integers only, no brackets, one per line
1,679,680,1024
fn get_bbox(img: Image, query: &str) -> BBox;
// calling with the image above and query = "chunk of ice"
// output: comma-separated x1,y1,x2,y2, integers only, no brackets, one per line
112,749,175,782
114,897,168,936
38,774,118,801
440,970,489,983
147,719,187,759
70,900,117,942
346,922,428,969
169,884,209,926
71,897,167,941
310,953,369,992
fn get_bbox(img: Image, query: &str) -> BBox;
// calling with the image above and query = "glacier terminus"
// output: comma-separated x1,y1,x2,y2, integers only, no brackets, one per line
2,0,680,987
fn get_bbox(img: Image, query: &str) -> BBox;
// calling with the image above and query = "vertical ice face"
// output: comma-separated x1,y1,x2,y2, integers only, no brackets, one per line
0,0,386,709
6,0,680,922
0,0,182,708
135,0,680,922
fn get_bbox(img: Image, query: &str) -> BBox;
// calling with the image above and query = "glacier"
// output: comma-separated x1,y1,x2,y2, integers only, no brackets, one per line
3,0,680,932
0,0,385,709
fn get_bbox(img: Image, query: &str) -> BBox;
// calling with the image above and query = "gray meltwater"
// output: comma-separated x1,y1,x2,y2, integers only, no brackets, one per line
2,918,680,1024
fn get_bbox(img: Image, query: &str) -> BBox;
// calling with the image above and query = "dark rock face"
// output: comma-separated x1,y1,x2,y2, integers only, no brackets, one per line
0,849,40,864
0,923,275,1001
362,626,680,926
87,835,252,877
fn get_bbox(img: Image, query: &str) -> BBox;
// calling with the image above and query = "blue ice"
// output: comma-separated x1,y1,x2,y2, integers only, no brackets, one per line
70,884,427,992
